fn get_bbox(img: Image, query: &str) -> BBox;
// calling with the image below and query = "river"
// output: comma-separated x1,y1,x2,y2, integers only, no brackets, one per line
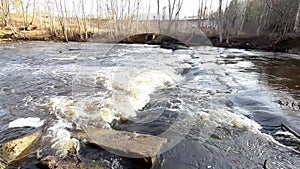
0,41,299,169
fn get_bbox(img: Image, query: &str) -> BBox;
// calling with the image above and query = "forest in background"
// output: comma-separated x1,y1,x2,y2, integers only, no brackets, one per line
0,0,299,45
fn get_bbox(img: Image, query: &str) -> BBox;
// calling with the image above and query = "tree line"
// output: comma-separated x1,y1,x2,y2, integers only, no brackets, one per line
218,0,300,43
1,0,300,42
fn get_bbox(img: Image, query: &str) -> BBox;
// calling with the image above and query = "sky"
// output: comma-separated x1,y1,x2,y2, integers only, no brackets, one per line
143,0,222,18
34,0,232,19
68,0,228,19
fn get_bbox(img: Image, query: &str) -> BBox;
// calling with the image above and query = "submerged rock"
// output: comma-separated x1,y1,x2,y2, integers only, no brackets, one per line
36,155,106,169
119,33,191,50
160,42,189,51
85,128,167,158
0,131,42,168
36,156,58,169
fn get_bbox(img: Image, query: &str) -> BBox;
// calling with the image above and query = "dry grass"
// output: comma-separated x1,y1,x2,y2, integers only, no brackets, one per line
0,13,110,41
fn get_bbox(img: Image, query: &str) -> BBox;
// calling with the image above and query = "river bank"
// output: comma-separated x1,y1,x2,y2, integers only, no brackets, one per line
0,28,92,42
117,32,300,53
1,27,300,53
211,34,300,53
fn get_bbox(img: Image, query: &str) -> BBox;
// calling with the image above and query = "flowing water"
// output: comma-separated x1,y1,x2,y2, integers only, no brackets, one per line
0,41,300,169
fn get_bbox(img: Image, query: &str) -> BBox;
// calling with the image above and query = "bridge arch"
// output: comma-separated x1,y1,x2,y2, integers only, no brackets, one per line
90,20,213,47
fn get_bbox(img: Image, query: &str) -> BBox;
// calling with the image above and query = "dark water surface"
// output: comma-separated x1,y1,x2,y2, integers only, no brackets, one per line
0,42,299,169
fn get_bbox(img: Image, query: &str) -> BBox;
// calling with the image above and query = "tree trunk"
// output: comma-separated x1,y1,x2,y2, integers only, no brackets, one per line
20,0,27,26
198,0,203,28
55,0,68,42
208,0,213,28
218,0,223,43
47,1,57,37
30,0,36,25
202,0,207,27
63,0,69,39
294,2,300,33
157,0,161,32
238,0,250,35
146,0,152,32
257,2,268,35
81,0,88,40
0,0,10,27
96,0,101,31
73,1,82,39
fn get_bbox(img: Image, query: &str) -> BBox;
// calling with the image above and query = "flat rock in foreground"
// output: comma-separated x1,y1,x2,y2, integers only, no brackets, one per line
85,128,167,158
0,131,42,169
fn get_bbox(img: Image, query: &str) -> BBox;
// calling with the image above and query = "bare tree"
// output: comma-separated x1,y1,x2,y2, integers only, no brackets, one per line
238,0,250,35
72,1,82,39
257,0,269,35
208,0,214,28
157,0,161,32
96,0,102,30
294,2,300,32
218,0,223,43
263,0,299,36
0,0,10,26
30,0,36,25
202,0,208,27
20,0,31,26
224,0,238,43
80,0,88,40
54,0,68,41
146,0,152,32
162,6,166,20
198,0,203,28
166,0,183,33
46,0,58,37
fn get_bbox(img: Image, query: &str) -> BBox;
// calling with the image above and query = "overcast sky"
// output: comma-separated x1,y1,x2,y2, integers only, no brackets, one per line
71,0,229,18
142,0,224,18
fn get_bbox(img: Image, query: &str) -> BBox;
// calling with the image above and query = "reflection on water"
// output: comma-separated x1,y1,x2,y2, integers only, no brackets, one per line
0,42,299,169
252,56,300,98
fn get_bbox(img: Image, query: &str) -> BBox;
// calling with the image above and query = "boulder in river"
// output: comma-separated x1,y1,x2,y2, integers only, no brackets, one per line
0,131,42,168
160,42,189,51
119,33,190,50
84,128,167,158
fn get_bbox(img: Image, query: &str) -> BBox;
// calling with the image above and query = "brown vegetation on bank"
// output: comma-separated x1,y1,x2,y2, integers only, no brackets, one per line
0,13,109,42
1,0,300,53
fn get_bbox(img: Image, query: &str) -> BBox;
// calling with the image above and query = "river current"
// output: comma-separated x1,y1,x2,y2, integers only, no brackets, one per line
0,41,299,169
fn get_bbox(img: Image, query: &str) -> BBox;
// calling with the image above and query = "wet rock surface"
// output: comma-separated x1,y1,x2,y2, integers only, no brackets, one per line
85,128,167,158
36,155,109,169
0,131,42,168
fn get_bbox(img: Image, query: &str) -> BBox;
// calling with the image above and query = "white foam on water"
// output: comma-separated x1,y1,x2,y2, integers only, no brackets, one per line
44,45,195,156
47,94,127,156
47,118,79,157
275,130,295,137
49,55,78,61
236,61,254,68
128,70,175,111
8,117,44,128
202,108,300,152
203,109,262,134
48,95,113,157
49,96,112,125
